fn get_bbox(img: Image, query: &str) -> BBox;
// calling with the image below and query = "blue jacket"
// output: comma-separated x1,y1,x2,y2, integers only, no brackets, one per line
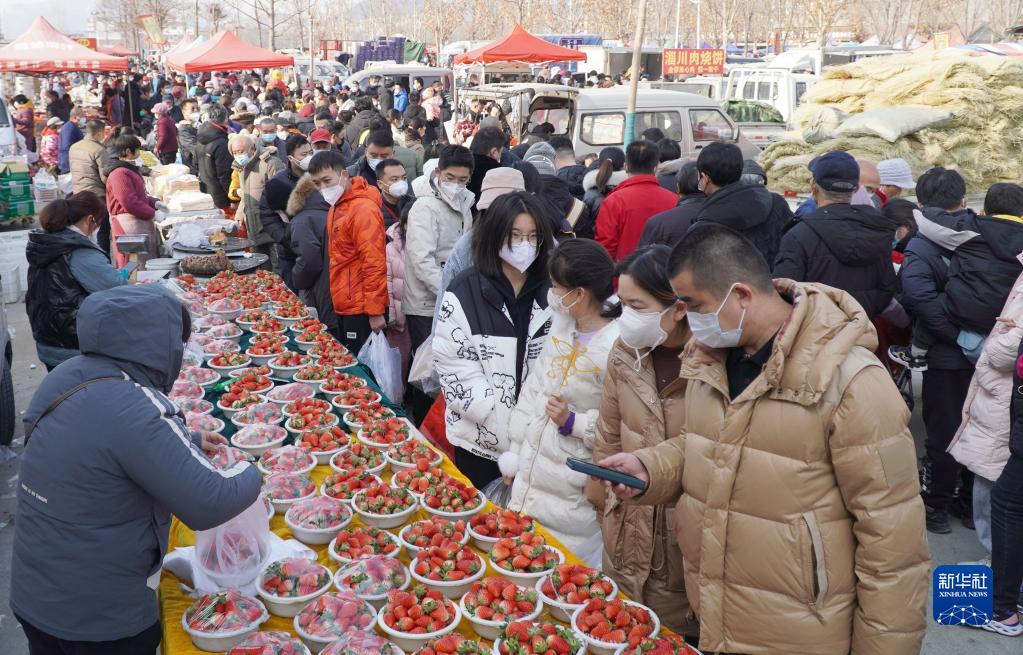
58,121,83,173
393,89,409,113
898,207,974,371
12,286,262,641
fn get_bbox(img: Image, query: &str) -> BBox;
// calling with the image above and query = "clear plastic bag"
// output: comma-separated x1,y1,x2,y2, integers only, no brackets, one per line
182,589,268,634
207,444,255,470
358,331,402,403
482,478,513,508
286,496,351,530
227,630,308,654
195,498,271,588
295,590,376,638
321,631,403,655
335,555,408,598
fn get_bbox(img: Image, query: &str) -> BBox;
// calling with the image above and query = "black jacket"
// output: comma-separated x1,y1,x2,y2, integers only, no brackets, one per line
539,174,586,237
639,193,706,249
176,123,199,175
467,154,502,209
774,202,897,319
343,109,379,148
25,229,102,350
288,177,340,336
347,157,379,188
898,208,974,371
259,167,302,261
194,122,233,208
557,165,587,199
696,182,791,265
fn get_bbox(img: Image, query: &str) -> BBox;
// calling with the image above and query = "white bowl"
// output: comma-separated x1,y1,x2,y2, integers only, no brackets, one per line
344,411,396,433
570,601,660,655
319,473,384,506
377,598,462,652
209,306,244,321
488,546,565,585
268,487,317,515
181,369,222,389
209,357,253,375
235,317,260,331
330,450,388,476
231,404,285,429
177,399,215,416
203,346,242,363
282,398,334,418
256,563,333,617
285,413,340,438
180,600,268,652
285,502,353,545
331,391,382,412
231,425,289,458
246,349,281,367
318,379,368,403
265,384,318,408
301,443,348,466
257,452,317,477
535,574,619,623
421,491,487,521
334,562,411,610
327,528,403,566
409,551,486,599
270,361,306,381
398,520,470,557
294,337,321,353
217,394,268,420
352,490,419,529
386,447,443,476
494,633,585,655
271,312,307,327
187,416,225,434
294,607,378,654
460,590,542,641
357,429,411,451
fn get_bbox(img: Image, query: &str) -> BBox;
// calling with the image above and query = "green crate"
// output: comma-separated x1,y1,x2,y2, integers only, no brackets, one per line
2,198,34,219
0,180,32,201
0,162,30,182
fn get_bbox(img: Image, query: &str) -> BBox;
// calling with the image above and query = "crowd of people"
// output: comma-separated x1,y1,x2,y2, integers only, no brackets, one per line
10,61,1023,654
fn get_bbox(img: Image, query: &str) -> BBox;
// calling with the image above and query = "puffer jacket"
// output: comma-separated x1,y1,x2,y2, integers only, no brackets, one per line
69,136,107,199
386,222,407,329
403,178,474,317
433,268,551,462
327,177,388,317
506,317,620,557
948,262,1023,482
586,334,692,634
696,181,791,266
237,146,285,247
287,175,339,336
595,174,678,261
633,280,929,655
582,168,627,220
195,121,233,208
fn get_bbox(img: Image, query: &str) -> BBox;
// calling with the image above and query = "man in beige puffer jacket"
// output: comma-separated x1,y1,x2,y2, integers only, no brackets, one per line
602,225,930,655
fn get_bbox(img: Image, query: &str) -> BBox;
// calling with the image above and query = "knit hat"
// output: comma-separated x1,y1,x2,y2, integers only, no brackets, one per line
877,158,916,189
151,102,170,115
46,116,63,127
478,167,526,211
524,141,556,177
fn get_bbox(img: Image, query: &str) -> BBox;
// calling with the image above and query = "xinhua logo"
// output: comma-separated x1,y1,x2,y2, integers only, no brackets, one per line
933,564,993,626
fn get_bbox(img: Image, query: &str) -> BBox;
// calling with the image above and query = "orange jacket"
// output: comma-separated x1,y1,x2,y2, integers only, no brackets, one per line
328,177,388,317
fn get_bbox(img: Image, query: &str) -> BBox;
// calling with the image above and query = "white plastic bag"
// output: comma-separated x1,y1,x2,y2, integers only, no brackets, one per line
574,531,604,569
482,477,512,508
408,335,440,396
358,331,402,403
194,497,270,589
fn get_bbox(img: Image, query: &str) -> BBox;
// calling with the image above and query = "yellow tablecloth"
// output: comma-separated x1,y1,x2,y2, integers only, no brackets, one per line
159,436,591,654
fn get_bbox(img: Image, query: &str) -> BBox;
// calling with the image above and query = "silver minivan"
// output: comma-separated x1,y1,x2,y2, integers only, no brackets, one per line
0,97,18,158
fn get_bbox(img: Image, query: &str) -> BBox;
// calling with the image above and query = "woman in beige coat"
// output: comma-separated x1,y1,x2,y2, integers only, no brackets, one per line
586,245,697,638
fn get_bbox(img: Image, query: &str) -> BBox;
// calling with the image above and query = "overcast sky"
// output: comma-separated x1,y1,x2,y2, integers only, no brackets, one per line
1,2,98,40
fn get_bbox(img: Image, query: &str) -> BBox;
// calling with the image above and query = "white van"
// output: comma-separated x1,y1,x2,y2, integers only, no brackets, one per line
722,67,816,124
454,83,759,159
345,65,454,94
295,59,350,85
0,98,18,158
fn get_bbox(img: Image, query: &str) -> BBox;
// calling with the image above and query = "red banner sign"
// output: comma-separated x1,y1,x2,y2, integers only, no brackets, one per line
73,37,98,50
662,48,725,77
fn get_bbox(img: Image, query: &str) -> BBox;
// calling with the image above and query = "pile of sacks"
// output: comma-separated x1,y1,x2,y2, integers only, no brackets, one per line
760,49,1023,193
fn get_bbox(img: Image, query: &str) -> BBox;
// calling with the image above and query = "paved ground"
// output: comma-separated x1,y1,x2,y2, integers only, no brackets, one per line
0,300,1010,654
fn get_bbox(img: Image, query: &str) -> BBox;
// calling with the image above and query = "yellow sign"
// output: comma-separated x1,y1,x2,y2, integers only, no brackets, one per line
138,14,167,45
934,32,950,50
662,48,725,76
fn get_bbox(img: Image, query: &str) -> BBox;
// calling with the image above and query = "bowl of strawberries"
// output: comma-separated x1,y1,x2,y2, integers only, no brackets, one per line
246,340,288,366
345,403,398,433
331,387,382,412
294,328,334,353
570,599,659,655
250,316,288,336
393,463,449,500
468,509,535,552
378,586,463,652
331,442,387,476
294,363,336,389
536,564,619,623
613,634,699,655
328,526,403,566
293,591,377,654
488,534,565,585
460,577,543,640
227,630,312,655
493,622,585,655
270,352,313,381
231,402,285,429
284,399,339,437
271,302,311,327
175,397,214,416
181,589,269,652
284,496,353,545
266,381,317,409
352,483,419,529
296,426,350,464
358,416,411,449
209,352,253,375
290,317,326,335
398,517,469,556
264,472,317,514
316,349,359,371
386,440,444,475
257,557,333,617
179,365,222,388
409,544,485,599
235,309,269,331
320,632,404,655
318,372,368,403
217,389,268,420
413,635,489,655
229,364,274,379
320,467,383,504
421,479,486,520
231,424,288,458
258,445,318,477
207,297,245,322
334,555,411,610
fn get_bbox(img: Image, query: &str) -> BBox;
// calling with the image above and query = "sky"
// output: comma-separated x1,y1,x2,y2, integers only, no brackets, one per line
0,1,98,40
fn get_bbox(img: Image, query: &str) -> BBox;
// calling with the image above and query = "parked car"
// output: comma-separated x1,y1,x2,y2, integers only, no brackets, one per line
722,99,788,147
345,64,454,94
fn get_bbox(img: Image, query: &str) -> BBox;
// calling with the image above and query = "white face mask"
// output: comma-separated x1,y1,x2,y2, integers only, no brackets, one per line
277,130,289,141
296,154,313,171
499,242,537,273
188,112,200,122
319,183,344,206
548,288,580,315
439,180,466,199
367,157,383,171
385,179,409,198
687,283,746,349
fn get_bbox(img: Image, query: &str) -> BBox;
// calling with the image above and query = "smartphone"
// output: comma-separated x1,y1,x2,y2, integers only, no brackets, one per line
566,457,647,490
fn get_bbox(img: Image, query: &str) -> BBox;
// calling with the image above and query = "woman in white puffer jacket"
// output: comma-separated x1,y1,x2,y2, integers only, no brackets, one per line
501,239,620,565
949,261,1023,553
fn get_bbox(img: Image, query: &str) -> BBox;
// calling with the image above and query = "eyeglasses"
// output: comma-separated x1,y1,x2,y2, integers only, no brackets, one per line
510,232,542,246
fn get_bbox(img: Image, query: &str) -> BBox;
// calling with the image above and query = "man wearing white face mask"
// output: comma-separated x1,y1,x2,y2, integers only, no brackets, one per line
347,129,394,188
260,134,312,286
601,224,929,655
231,134,284,258
375,159,410,228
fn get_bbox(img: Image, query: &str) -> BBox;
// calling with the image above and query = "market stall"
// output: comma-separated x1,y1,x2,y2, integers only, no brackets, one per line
0,16,129,73
157,270,697,655
166,30,295,74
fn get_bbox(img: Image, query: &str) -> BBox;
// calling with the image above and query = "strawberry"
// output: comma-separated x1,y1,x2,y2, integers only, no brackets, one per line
575,598,656,646
412,544,481,582
383,585,457,634
490,534,560,574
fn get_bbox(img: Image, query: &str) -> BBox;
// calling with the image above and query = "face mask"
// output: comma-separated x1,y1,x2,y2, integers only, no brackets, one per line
548,288,580,315
687,284,746,349
439,180,466,199
277,130,289,141
296,154,313,171
367,157,383,171
234,153,251,167
134,157,145,167
320,183,344,206
260,133,276,143
499,242,537,273
619,305,672,355
77,118,86,128
386,180,409,197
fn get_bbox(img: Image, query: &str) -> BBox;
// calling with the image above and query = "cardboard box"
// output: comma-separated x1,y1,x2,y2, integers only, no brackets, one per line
0,162,30,182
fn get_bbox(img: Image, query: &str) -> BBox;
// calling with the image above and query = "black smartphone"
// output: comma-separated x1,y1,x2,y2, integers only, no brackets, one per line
566,457,647,490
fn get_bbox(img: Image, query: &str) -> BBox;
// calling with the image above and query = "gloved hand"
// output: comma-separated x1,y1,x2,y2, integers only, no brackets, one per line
155,201,169,213
154,209,167,222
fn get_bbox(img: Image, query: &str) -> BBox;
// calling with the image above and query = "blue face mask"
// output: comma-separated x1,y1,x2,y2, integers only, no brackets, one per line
892,238,900,249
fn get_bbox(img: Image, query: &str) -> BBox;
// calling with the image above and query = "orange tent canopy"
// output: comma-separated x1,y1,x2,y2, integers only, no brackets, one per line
166,30,294,73
454,25,587,65
0,16,129,73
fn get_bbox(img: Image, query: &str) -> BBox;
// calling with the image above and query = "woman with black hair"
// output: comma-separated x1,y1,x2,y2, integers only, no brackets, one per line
26,191,127,370
502,238,621,563
582,146,627,218
104,134,160,268
585,244,697,638
433,191,555,487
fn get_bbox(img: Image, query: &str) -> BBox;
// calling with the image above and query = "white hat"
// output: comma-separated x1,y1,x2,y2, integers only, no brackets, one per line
877,158,916,190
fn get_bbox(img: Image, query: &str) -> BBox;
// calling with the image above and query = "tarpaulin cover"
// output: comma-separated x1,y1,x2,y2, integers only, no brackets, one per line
166,30,294,73
454,24,587,65
0,16,129,73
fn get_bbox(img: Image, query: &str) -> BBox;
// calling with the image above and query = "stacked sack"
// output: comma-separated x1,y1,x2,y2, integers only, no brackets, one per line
760,49,1023,193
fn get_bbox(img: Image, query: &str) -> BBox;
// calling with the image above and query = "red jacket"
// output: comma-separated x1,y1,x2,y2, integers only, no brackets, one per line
105,162,156,220
155,114,178,154
328,177,388,317
595,174,679,260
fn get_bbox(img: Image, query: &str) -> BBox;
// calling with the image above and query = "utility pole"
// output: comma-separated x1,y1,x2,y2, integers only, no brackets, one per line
308,0,315,88
674,0,681,48
194,0,199,37
691,0,702,48
625,0,647,147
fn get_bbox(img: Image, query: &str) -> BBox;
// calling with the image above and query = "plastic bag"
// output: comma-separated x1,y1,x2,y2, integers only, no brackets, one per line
195,497,271,588
286,496,351,531
182,589,267,634
335,555,408,598
573,531,604,569
264,472,316,501
260,558,331,598
207,444,255,470
228,630,307,655
234,423,287,447
408,335,440,396
482,478,513,509
295,590,376,638
358,331,402,403
321,631,403,655
259,445,316,475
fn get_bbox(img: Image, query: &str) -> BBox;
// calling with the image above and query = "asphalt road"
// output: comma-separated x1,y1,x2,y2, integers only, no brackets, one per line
0,300,1011,654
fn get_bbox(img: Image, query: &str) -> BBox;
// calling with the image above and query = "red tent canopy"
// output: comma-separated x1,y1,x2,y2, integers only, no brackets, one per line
454,25,587,65
100,45,136,57
166,30,294,73
0,16,129,73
